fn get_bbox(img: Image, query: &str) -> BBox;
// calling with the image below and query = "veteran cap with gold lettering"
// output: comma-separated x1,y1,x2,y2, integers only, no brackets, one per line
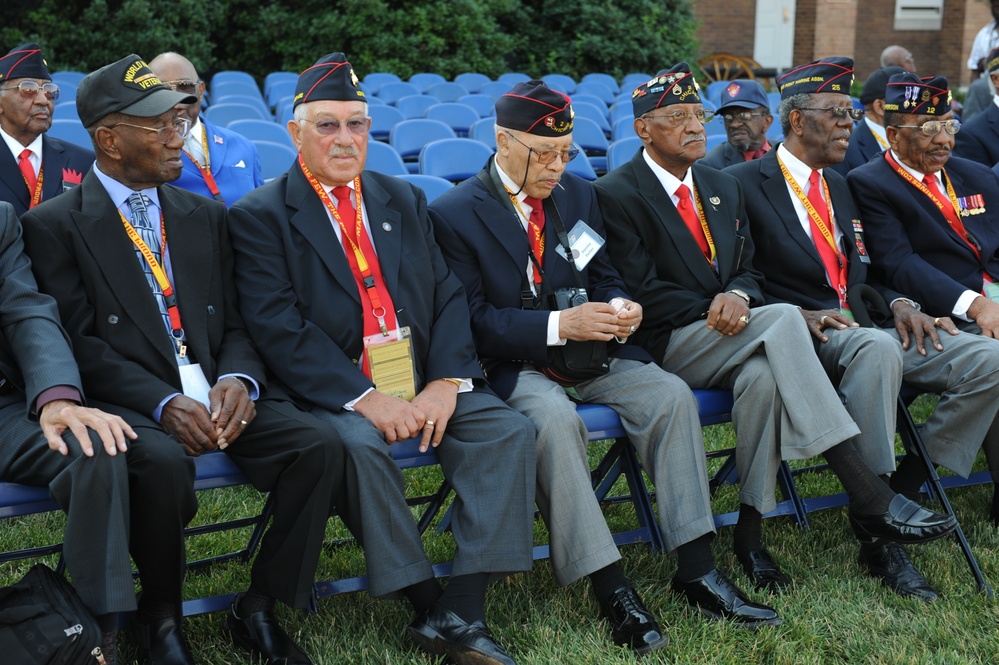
884,72,951,116
631,62,701,117
76,54,196,128
294,52,365,109
986,46,999,74
777,57,854,99
0,43,51,83
495,80,574,136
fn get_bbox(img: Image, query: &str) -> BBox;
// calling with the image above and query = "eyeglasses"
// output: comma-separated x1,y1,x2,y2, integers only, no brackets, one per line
799,106,865,121
721,111,769,124
894,119,961,136
642,109,715,127
505,131,579,164
109,117,192,144
302,117,372,136
163,79,201,95
0,80,60,101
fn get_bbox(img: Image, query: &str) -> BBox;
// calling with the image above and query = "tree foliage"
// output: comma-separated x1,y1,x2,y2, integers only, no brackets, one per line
0,0,697,82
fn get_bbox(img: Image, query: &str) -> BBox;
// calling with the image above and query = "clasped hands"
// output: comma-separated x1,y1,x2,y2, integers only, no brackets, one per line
160,377,255,456
557,298,642,342
354,378,460,452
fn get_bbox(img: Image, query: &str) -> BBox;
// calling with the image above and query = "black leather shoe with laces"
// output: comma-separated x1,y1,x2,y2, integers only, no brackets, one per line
671,568,781,628
858,541,938,602
598,586,669,655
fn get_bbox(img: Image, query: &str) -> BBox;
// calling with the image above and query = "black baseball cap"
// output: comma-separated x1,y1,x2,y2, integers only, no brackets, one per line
77,54,196,127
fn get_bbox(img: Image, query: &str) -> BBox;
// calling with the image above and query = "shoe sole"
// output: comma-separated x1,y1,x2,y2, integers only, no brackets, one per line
437,640,512,665
632,633,670,656
406,622,444,656
692,606,783,629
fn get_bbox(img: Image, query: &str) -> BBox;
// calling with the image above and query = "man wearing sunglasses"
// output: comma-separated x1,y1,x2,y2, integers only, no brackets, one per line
148,52,263,207
728,58,999,602
0,43,94,217
699,79,774,170
595,60,956,599
20,54,349,665
848,72,999,525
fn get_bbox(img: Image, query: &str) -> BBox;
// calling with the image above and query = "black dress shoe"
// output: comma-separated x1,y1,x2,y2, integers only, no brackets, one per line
227,595,313,664
598,586,669,655
671,568,781,629
406,603,514,665
858,541,938,602
848,495,957,544
736,549,791,594
132,615,195,665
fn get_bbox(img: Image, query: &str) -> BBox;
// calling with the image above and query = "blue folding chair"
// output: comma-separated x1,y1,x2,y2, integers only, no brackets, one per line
362,72,402,94
498,72,531,86
612,116,636,141
227,119,294,149
53,102,80,122
205,103,269,126
263,72,297,98
573,102,611,136
565,152,598,181
609,101,635,124
51,71,86,87
705,81,730,107
581,72,620,95
395,94,439,120
571,94,610,115
425,103,480,137
210,71,256,89
390,119,456,172
426,82,468,103
571,116,610,173
574,82,615,105
46,119,91,149
367,105,406,142
52,83,77,104
210,81,263,102
542,73,576,94
479,81,513,100
253,141,297,180
470,118,497,149
621,72,653,92
458,94,495,118
607,137,642,171
454,72,492,94
265,80,297,109
366,141,409,176
210,94,271,119
397,174,455,203
408,72,447,92
377,82,421,106
419,138,493,182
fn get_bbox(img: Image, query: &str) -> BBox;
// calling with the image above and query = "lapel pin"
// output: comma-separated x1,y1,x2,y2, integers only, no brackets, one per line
709,196,720,206
382,222,392,232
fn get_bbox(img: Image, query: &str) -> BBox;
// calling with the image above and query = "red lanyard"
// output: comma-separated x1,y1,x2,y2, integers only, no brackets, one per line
183,127,223,202
117,209,183,335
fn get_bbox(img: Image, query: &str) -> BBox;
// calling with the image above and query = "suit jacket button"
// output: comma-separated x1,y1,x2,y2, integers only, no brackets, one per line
351,358,359,365
108,314,119,324
207,305,216,314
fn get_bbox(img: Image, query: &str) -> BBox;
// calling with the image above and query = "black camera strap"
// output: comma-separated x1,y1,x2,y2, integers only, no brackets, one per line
476,159,585,310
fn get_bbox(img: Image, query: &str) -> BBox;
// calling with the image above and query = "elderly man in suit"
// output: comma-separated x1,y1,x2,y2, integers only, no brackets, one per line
227,53,536,665
0,43,93,216
594,61,956,595
0,199,136,665
21,55,345,665
699,79,773,170
848,71,999,525
430,80,780,649
148,52,264,206
955,46,999,167
830,66,905,177
727,57,999,602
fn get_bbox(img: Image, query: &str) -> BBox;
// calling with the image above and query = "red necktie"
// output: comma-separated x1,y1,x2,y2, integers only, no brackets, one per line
331,186,398,372
675,184,710,259
523,195,545,284
806,170,848,306
18,149,37,203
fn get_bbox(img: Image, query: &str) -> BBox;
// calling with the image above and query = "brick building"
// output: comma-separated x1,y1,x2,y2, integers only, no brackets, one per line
692,0,991,88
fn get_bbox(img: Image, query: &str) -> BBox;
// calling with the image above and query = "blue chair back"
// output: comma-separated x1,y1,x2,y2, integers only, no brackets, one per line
47,119,92,149
621,72,653,92
395,94,438,119
366,141,408,176
368,105,406,141
265,79,297,108
581,72,620,94
574,82,615,104
210,71,256,89
458,94,495,118
571,94,610,114
609,101,635,124
607,137,642,171
479,81,513,100
397,174,455,203
573,102,611,135
53,102,80,122
390,119,457,161
612,116,636,141
425,103,480,137
542,73,576,94
454,72,491,93
498,72,530,86
377,82,421,105
408,72,447,92
263,72,297,97
51,71,86,86
226,119,294,149
210,94,271,118
470,118,497,149
253,140,297,180
362,72,402,93
705,81,730,106
211,81,263,102
419,138,493,182
565,152,598,180
205,103,269,126
426,82,468,103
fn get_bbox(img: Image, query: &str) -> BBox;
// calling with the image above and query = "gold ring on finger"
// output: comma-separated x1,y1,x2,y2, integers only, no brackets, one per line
739,315,750,324
934,318,941,325
425,419,435,428
819,315,828,326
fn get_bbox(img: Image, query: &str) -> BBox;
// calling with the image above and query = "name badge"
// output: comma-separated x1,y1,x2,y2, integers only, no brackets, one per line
178,362,212,409
555,220,605,270
364,326,417,401
984,281,999,304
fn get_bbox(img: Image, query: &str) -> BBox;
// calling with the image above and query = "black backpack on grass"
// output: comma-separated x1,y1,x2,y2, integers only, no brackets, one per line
0,564,103,664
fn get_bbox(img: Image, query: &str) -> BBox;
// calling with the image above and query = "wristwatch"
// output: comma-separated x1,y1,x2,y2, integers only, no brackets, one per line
728,289,751,305
440,378,464,389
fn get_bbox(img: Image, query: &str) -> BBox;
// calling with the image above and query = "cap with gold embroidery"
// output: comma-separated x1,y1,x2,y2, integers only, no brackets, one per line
777,57,854,99
294,52,365,109
987,46,999,74
76,54,196,127
495,80,573,136
631,62,701,117
0,43,51,83
884,72,951,116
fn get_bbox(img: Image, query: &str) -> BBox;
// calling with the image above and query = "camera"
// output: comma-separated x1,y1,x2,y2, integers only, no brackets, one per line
550,287,589,310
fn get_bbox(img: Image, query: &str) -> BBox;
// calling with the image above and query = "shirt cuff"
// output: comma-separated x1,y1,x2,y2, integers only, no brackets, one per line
35,386,82,414
343,387,375,412
547,311,566,346
450,378,474,393
219,373,260,400
953,290,981,321
153,392,183,422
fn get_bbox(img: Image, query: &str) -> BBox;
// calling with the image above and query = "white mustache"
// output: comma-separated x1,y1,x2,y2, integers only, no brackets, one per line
329,146,359,157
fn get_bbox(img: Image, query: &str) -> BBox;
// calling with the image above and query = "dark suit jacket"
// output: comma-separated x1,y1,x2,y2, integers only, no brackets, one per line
0,135,94,217
699,141,743,170
726,150,902,322
228,167,482,412
831,121,882,178
594,150,764,362
847,153,999,315
0,201,82,419
428,160,650,399
173,118,264,207
954,103,999,167
20,170,266,418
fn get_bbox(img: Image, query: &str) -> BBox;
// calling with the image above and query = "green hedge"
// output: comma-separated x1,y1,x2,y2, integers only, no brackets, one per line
0,0,697,83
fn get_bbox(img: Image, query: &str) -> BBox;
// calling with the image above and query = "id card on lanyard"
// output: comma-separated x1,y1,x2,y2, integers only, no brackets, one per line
364,326,417,401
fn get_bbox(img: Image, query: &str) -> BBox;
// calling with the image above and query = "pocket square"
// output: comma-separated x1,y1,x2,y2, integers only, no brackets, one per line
234,160,246,168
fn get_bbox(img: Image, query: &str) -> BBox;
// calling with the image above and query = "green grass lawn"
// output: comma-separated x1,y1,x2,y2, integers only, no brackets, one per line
1,396,997,664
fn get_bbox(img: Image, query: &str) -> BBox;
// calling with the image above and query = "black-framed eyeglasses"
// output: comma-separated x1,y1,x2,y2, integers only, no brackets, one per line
641,109,715,127
109,117,192,144
302,117,372,136
799,106,865,121
505,131,579,164
0,80,59,101
163,79,201,95
894,119,961,136
721,110,769,124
